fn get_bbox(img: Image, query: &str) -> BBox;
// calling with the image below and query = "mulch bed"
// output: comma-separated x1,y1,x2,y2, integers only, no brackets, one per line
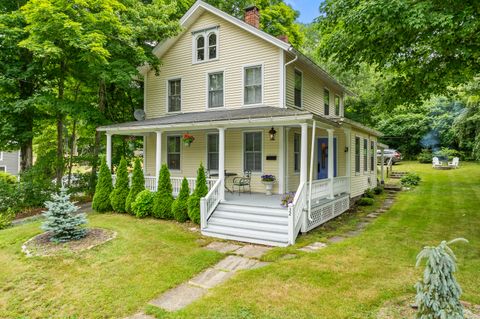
14,207,44,220
22,228,116,257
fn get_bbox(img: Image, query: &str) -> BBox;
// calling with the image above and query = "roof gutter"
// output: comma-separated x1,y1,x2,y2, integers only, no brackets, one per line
283,47,298,108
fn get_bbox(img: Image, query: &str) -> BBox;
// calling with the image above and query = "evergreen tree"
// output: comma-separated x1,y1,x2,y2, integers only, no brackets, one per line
41,187,87,242
92,160,113,212
172,177,190,222
110,157,129,213
152,164,174,219
187,163,208,224
415,238,468,319
125,158,144,214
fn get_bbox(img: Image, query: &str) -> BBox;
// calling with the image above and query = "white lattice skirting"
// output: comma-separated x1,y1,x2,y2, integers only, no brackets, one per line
306,194,350,232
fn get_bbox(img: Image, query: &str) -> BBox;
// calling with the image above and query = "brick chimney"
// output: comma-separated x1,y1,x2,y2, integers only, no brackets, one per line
277,34,289,43
244,5,260,29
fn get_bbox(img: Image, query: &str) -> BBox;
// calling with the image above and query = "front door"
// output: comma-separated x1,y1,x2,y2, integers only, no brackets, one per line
317,138,337,179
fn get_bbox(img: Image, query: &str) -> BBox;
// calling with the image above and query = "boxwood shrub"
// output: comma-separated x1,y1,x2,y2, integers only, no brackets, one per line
132,190,154,218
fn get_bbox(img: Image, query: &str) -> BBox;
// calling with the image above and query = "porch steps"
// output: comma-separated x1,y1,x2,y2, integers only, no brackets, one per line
202,203,289,247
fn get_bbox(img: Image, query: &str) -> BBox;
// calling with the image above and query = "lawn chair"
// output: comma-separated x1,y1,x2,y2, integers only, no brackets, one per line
448,157,459,169
232,170,251,195
432,157,442,169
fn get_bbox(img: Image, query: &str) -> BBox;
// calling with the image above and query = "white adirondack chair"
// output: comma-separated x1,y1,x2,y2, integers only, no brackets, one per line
432,157,442,169
448,157,460,169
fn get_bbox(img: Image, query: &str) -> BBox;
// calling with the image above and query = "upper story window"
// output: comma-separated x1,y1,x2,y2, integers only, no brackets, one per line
208,71,224,108
335,95,340,116
193,27,219,63
294,69,302,108
168,79,181,112
324,88,330,115
244,65,262,105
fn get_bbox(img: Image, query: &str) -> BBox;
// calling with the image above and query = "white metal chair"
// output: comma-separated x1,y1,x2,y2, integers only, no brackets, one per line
432,157,442,169
448,157,460,169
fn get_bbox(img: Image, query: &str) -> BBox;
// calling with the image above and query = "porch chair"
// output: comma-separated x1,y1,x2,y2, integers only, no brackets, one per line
232,170,251,195
448,157,460,169
432,157,442,169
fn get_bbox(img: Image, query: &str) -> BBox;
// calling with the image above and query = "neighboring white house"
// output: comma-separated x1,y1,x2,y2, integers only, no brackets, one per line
0,150,21,176
98,1,384,246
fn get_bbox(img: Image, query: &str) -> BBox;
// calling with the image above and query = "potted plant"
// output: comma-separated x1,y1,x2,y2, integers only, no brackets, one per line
261,174,276,196
182,133,195,147
280,192,295,208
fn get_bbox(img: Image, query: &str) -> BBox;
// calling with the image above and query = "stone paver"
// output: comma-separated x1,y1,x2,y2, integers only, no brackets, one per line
214,255,259,271
366,213,379,218
280,253,298,260
298,242,328,252
124,312,156,319
328,236,346,243
205,241,242,253
356,221,370,229
149,283,207,312
189,268,234,289
234,244,272,258
345,229,362,237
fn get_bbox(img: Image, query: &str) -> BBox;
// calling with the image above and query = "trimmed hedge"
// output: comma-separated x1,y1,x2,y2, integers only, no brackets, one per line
187,163,208,224
110,157,130,213
132,189,154,218
126,158,145,214
152,164,174,219
172,177,190,222
92,160,113,212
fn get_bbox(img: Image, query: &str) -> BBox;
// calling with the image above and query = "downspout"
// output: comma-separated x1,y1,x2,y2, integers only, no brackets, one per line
283,47,298,108
307,120,316,221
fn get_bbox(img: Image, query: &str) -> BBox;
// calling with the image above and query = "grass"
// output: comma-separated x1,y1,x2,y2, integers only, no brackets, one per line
150,161,480,318
0,214,222,318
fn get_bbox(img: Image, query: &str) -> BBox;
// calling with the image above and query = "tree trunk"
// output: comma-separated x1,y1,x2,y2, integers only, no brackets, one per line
18,49,35,172
56,61,66,186
67,119,77,187
89,79,107,194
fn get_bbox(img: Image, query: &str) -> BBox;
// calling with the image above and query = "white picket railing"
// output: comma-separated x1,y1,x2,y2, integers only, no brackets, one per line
200,179,222,230
145,176,157,191
309,179,330,204
111,175,217,195
287,181,307,244
333,176,349,195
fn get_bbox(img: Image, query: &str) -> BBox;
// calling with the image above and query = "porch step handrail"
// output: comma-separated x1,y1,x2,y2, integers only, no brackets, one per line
287,181,307,244
200,178,222,230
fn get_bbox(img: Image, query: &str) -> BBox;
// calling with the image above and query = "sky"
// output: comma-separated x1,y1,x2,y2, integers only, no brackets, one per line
286,0,323,24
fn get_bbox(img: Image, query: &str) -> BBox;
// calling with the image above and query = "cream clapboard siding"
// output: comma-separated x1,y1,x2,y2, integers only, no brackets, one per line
349,129,378,197
145,127,282,194
285,57,343,117
145,11,282,118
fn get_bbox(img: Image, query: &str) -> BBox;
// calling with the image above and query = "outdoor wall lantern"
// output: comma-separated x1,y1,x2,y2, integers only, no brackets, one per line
344,146,349,153
269,127,277,141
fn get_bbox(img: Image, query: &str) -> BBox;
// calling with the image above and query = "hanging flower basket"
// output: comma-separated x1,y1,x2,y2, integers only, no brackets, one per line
183,133,195,147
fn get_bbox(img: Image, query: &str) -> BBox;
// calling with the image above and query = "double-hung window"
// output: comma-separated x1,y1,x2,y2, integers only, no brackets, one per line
168,79,181,112
355,137,360,174
208,72,224,108
244,132,262,172
0,166,5,173
167,136,181,170
207,133,219,171
294,133,300,172
244,65,262,105
294,69,302,108
335,95,340,116
363,138,368,172
194,28,218,63
324,88,330,115
371,141,375,171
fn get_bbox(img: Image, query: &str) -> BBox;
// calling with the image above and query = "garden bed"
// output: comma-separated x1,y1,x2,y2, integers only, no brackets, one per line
22,228,116,257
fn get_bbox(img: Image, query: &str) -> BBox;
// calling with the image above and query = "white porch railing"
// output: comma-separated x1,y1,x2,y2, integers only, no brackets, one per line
333,176,349,195
309,179,330,204
111,175,217,195
287,181,307,244
200,179,222,230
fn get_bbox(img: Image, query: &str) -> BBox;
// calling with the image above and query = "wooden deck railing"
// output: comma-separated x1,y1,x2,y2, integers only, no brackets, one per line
287,181,307,245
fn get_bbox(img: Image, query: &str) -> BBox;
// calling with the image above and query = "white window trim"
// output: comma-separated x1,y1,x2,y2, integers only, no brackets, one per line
242,63,264,107
166,134,182,172
370,140,376,172
0,151,3,161
242,130,264,174
314,135,339,180
205,132,219,173
166,77,182,114
192,27,220,64
354,135,361,176
294,68,303,109
205,70,226,110
293,133,301,173
0,165,6,173
324,87,331,116
334,94,341,116
363,137,369,174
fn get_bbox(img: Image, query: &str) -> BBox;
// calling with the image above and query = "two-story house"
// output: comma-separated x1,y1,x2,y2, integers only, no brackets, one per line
98,1,384,246
0,150,21,176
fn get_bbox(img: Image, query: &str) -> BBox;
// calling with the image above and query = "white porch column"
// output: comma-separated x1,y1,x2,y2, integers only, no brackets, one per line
380,148,385,184
106,133,112,171
277,126,285,194
218,127,225,201
155,131,162,182
300,123,308,186
327,128,334,199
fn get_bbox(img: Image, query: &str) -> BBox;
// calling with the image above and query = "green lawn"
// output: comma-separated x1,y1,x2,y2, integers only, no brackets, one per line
0,214,222,318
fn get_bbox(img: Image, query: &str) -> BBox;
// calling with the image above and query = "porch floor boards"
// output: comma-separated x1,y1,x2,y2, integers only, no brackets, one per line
224,193,286,209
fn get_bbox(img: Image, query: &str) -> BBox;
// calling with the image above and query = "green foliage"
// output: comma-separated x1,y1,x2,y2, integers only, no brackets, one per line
41,187,88,242
187,163,208,224
172,177,190,223
92,160,113,213
0,208,15,230
152,164,174,219
401,173,421,187
363,188,374,199
132,190,154,218
357,197,374,206
373,186,384,195
110,158,129,213
125,158,144,214
418,149,433,164
436,148,466,161
415,238,468,319
17,164,55,208
0,180,19,215
0,172,17,184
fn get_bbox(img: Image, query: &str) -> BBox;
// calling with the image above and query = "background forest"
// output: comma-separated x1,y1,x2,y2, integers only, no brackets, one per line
0,0,479,210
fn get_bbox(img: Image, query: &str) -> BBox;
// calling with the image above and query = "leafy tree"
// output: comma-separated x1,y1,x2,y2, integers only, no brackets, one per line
132,189,154,218
415,238,468,319
92,160,113,212
172,177,190,223
125,158,144,214
187,163,208,224
152,164,174,219
110,157,130,213
41,187,88,242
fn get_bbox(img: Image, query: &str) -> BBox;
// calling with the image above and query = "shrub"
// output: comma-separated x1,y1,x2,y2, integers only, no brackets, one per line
437,147,466,161
187,163,208,224
152,164,174,219
0,179,19,215
401,172,421,187
415,238,468,319
92,160,113,212
17,166,55,209
172,177,190,222
373,186,384,195
363,188,375,198
41,187,88,242
132,189,154,218
125,158,145,214
417,149,433,163
0,208,15,230
0,172,17,184
357,197,374,206
110,158,130,213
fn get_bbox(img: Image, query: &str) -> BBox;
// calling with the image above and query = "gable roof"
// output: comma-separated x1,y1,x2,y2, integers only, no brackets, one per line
150,0,352,95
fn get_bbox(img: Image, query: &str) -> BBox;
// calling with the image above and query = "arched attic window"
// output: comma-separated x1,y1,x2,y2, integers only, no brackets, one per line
208,32,217,59
196,35,205,61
